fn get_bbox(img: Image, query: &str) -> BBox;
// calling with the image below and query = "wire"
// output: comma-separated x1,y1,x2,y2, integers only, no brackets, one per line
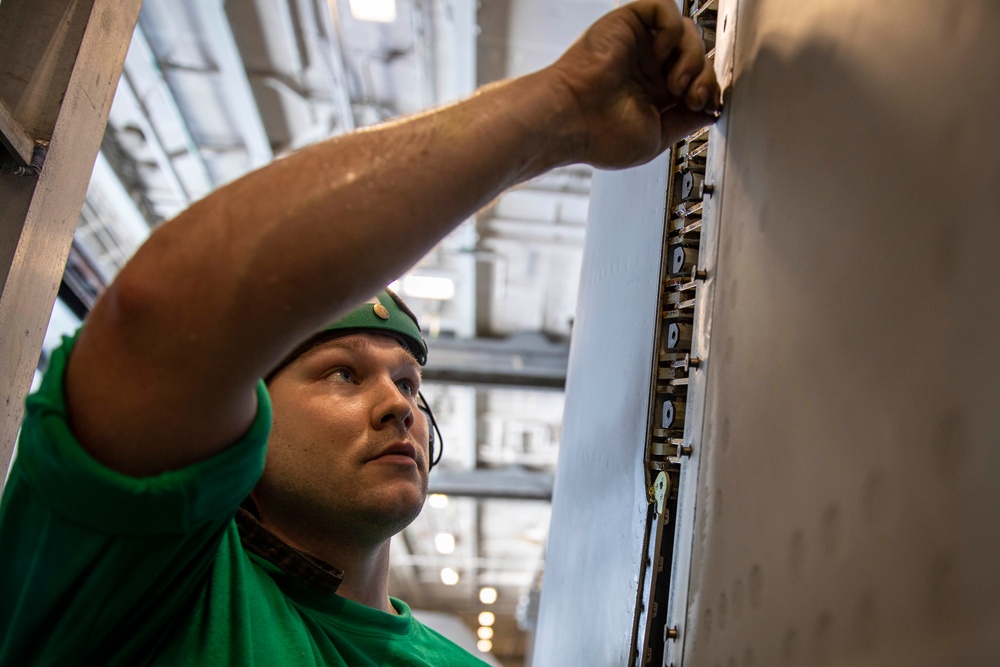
418,391,444,468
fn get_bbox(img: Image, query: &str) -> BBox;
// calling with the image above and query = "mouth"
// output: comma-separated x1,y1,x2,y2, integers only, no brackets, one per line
369,441,418,466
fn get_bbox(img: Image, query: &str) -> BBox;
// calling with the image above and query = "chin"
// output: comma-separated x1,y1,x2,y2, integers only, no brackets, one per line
372,481,426,528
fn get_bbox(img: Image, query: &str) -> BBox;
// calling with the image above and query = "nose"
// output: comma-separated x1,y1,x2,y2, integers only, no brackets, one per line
371,376,415,432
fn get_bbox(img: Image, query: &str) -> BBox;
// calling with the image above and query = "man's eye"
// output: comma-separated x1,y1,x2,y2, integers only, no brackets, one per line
397,378,417,395
328,369,353,383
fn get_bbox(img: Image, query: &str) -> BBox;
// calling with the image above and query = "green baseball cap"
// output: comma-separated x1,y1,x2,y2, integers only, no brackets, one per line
319,289,427,365
268,288,427,379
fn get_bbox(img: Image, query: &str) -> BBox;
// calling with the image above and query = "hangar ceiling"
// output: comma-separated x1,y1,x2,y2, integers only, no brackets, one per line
38,1,616,664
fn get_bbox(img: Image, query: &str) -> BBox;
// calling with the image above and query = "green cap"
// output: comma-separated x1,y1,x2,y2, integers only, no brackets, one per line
268,289,427,381
318,289,427,365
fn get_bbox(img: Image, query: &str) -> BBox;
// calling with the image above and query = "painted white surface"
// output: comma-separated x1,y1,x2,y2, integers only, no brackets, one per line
536,1,1000,665
533,152,672,666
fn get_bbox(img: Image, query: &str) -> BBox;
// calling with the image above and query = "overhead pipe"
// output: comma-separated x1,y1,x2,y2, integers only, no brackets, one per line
297,0,356,132
188,0,274,169
114,70,192,206
128,23,215,195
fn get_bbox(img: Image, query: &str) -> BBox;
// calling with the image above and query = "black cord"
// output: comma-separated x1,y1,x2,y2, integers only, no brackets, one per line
418,391,444,468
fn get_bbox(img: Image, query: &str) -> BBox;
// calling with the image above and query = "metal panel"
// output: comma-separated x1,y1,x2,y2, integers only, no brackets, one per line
532,151,671,666
0,97,33,166
0,0,142,478
663,1,741,664
682,1,1000,664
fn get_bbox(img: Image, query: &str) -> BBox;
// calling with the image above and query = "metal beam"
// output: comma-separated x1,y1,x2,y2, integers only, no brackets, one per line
0,0,142,482
127,23,215,196
113,70,192,206
428,467,554,501
423,334,569,390
187,0,274,168
300,0,355,132
0,97,33,166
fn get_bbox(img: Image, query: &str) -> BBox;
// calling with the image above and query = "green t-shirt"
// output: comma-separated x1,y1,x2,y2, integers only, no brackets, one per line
0,335,489,667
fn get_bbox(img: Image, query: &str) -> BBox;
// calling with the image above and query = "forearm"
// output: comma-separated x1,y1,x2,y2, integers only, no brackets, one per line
67,71,577,473
67,0,718,475
117,73,570,375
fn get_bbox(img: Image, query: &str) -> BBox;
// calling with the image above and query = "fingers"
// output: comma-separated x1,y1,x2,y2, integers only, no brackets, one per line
628,0,685,48
667,18,706,97
660,106,719,148
628,2,718,112
684,58,721,113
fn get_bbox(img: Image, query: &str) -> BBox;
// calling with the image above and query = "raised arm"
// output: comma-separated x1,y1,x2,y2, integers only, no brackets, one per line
66,0,720,476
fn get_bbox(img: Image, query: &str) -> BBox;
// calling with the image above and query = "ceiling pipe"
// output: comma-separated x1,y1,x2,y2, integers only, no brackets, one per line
113,70,192,207
299,0,356,132
411,0,438,108
276,0,307,73
128,23,215,196
188,0,274,169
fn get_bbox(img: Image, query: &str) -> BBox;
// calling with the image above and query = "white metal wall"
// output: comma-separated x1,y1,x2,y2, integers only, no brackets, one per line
533,152,672,667
535,0,1000,665
684,1,1000,664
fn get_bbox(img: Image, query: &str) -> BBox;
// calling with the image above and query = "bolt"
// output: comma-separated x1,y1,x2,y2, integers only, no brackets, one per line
679,446,694,457
666,626,680,640
702,183,716,196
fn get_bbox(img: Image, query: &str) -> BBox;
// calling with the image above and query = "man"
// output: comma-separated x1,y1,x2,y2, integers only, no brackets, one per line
0,0,720,664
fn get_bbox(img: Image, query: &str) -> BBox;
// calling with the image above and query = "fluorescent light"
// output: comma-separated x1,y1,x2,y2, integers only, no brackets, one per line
479,587,498,605
478,611,495,627
428,493,449,509
440,567,460,586
434,532,456,554
477,626,494,640
477,639,492,653
348,0,396,23
401,275,455,300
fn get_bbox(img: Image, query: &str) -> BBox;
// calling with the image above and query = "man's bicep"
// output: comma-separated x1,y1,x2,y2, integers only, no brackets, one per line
65,281,261,478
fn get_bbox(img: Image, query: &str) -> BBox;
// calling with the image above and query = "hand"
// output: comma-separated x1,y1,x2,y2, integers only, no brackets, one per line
546,0,721,169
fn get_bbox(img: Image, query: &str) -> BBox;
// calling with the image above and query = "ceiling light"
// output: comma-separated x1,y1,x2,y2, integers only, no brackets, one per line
440,567,460,586
347,0,396,23
477,626,494,640
478,611,495,627
428,494,449,509
401,275,455,300
435,532,456,554
479,587,498,605
477,639,492,653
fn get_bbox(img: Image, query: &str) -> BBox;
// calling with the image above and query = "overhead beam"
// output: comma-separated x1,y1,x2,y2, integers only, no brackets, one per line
300,0,356,132
113,71,192,206
0,0,142,482
428,467,554,501
0,97,33,166
423,334,569,390
188,0,274,168
127,23,215,196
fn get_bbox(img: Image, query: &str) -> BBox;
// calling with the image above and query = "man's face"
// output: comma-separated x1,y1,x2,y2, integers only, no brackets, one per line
254,332,430,545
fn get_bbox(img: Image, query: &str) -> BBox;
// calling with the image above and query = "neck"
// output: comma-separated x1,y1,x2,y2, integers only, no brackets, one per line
260,516,397,614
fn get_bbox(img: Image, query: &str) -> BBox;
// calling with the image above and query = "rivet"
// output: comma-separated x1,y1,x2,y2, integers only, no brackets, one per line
666,626,680,640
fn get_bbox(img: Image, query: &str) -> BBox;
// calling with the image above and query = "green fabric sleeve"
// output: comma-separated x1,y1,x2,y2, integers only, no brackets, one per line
15,330,271,534
0,330,273,666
